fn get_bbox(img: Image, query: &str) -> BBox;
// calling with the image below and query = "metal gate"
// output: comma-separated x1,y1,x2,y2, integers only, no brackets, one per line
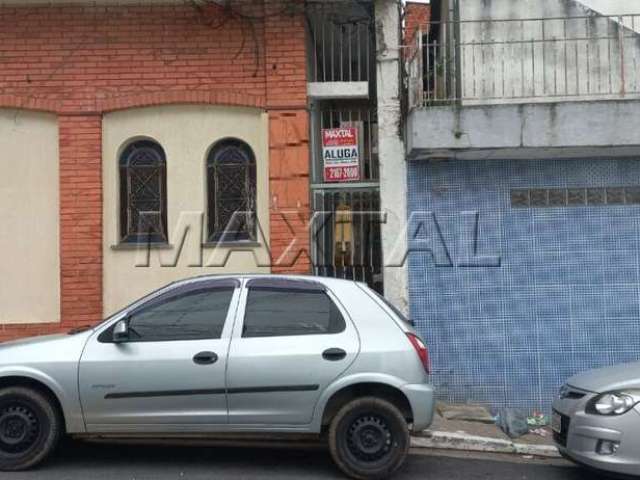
311,188,383,293
306,2,382,293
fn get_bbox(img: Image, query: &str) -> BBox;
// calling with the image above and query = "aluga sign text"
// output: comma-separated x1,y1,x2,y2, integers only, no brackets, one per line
322,127,360,182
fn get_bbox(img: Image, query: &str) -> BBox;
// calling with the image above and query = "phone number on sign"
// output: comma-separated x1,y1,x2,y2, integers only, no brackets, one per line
325,166,360,182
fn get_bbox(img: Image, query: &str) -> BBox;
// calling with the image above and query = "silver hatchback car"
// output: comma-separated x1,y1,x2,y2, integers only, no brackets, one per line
0,275,434,479
553,361,640,476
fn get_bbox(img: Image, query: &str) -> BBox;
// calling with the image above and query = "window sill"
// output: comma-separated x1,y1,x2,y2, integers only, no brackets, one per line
110,242,261,250
111,243,173,251
202,241,261,249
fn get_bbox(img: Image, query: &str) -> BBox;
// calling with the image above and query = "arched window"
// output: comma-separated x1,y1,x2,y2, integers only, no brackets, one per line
207,139,257,242
119,140,168,243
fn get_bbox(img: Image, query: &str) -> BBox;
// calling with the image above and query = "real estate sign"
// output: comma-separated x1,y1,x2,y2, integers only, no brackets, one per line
322,127,360,182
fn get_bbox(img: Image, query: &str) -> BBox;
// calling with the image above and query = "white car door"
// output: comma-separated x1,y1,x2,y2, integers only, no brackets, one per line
78,278,240,432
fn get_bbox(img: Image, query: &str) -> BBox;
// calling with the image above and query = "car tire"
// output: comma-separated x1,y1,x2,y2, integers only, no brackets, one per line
328,397,410,480
0,386,63,471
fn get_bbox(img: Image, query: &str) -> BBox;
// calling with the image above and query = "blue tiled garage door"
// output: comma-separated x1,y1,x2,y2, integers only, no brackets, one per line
407,158,640,411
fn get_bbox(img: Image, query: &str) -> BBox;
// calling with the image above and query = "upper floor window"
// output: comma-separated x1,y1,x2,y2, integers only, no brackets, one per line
119,140,168,244
207,139,257,243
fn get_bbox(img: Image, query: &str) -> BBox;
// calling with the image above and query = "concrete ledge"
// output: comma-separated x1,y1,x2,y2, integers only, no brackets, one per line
307,81,369,99
407,99,640,160
411,431,560,458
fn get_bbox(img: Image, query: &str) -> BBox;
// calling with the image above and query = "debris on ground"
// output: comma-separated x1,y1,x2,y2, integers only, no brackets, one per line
429,402,555,449
527,411,549,427
436,402,495,423
495,408,530,439
529,428,549,437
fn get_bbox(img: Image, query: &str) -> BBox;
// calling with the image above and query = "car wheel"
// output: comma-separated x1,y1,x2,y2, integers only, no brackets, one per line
328,397,410,480
0,386,62,471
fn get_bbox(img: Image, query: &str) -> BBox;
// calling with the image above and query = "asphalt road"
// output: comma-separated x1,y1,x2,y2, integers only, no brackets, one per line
6,441,610,480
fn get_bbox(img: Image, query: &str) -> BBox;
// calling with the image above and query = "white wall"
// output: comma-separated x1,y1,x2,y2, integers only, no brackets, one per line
581,0,640,24
450,0,640,103
407,98,640,159
376,0,410,314
0,110,60,324
102,105,270,316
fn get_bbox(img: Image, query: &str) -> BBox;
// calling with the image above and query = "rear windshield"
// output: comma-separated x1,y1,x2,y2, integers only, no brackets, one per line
370,289,414,326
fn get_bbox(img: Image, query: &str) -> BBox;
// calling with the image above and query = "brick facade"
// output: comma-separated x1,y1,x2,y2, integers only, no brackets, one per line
264,1,311,274
0,1,310,340
404,1,431,45
59,114,103,332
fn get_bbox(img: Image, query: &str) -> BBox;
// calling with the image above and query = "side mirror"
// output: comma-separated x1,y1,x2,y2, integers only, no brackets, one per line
113,318,130,343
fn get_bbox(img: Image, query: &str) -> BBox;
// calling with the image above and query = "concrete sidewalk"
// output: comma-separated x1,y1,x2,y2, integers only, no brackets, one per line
411,404,560,458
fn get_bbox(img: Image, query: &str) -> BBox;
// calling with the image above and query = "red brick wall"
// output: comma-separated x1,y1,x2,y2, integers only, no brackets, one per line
0,3,267,110
404,1,431,46
58,114,103,330
264,0,311,273
0,0,310,341
268,111,311,273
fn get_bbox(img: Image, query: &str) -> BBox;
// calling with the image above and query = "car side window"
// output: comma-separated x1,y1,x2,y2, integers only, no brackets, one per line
126,286,235,342
242,287,346,338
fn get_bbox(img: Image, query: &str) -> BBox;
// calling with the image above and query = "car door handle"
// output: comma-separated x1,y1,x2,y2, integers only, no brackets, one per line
322,348,347,361
193,351,218,365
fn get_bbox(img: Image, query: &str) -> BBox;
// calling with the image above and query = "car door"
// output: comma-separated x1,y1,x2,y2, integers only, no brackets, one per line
226,278,360,426
79,278,240,432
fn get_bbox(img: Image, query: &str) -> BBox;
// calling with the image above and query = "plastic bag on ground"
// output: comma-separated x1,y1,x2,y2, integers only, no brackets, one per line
495,407,529,439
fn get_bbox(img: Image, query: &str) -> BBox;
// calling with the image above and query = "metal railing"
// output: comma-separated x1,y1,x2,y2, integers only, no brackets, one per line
407,14,640,108
306,2,374,83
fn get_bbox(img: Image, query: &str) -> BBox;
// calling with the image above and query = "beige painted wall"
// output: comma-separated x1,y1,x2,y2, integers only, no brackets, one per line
102,105,271,316
0,110,60,324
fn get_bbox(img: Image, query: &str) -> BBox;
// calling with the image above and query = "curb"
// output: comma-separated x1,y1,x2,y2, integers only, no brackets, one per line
411,431,560,458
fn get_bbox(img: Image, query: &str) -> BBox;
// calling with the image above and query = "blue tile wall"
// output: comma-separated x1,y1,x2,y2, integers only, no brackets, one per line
407,158,640,412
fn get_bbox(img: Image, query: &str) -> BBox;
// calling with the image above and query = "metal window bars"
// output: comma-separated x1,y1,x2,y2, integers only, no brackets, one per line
311,188,383,293
306,1,375,83
407,14,640,108
310,103,379,184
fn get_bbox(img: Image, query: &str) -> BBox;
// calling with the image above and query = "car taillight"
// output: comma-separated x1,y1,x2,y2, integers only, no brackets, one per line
406,333,430,374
